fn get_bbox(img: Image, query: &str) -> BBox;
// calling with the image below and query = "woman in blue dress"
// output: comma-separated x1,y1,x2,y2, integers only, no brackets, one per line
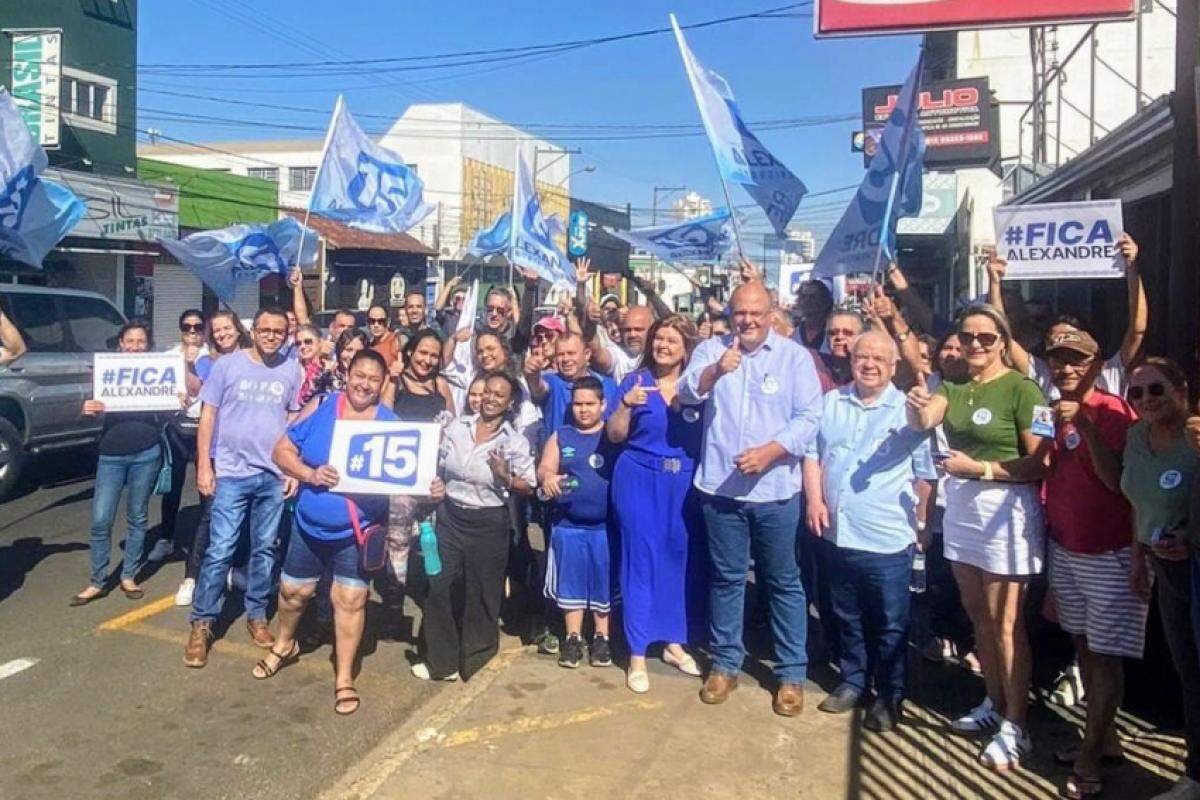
606,314,706,693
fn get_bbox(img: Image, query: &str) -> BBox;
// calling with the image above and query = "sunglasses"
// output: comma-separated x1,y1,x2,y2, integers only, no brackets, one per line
180,322,204,333
255,328,286,338
367,317,388,325
297,337,318,346
1128,383,1167,401
826,327,858,338
486,305,508,315
959,332,1000,348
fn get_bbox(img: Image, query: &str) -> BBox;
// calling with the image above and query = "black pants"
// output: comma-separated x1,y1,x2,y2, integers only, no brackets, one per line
1151,554,1200,780
797,525,840,663
159,422,197,548
421,502,510,680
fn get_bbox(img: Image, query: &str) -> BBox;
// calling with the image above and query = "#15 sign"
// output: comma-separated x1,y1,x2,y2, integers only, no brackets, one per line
993,200,1124,281
328,420,439,496
92,352,187,412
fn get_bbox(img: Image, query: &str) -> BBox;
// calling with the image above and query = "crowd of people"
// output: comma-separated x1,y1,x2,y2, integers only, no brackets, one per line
63,239,1200,799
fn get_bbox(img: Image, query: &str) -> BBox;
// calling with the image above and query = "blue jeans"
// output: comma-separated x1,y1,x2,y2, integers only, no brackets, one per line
88,444,162,588
190,471,284,624
829,544,912,702
702,494,807,682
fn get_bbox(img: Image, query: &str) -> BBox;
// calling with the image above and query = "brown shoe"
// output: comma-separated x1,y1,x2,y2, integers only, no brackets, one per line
246,618,275,649
699,671,738,704
183,621,213,668
773,682,805,717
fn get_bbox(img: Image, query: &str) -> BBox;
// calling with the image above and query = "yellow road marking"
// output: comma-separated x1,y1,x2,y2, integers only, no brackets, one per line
438,698,663,749
96,594,178,632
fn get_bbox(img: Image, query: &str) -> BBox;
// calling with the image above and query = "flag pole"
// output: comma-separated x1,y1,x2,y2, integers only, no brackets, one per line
295,95,341,294
870,49,924,286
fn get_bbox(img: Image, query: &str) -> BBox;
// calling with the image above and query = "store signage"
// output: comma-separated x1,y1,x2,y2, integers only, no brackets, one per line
8,30,61,148
863,77,997,169
815,0,1136,38
993,199,1125,281
46,169,179,242
92,352,187,412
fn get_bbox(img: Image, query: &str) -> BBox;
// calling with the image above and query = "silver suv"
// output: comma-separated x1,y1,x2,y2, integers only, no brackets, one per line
0,284,127,499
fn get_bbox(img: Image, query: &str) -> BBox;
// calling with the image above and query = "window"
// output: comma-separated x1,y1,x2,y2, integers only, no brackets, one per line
289,166,317,191
2,294,69,353
247,167,279,183
61,296,124,353
59,67,117,134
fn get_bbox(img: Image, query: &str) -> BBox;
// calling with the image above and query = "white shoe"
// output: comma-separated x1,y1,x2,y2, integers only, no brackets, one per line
147,539,174,562
662,649,702,677
1153,776,1200,800
980,719,1031,771
951,697,1002,733
174,578,195,607
410,661,459,682
626,670,650,694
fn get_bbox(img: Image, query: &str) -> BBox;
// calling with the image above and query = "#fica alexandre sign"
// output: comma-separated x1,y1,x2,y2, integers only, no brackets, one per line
814,0,1136,37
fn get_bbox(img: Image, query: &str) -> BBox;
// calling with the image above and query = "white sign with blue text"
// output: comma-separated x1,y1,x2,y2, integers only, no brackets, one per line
328,420,439,496
993,200,1124,281
92,352,186,412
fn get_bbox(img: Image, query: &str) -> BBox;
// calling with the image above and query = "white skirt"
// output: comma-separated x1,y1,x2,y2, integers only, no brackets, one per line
942,477,1045,576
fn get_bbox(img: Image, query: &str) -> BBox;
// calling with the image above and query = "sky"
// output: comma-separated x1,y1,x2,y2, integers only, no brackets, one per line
138,0,921,249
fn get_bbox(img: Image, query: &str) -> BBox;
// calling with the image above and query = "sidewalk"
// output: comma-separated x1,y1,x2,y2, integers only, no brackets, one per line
323,635,1187,800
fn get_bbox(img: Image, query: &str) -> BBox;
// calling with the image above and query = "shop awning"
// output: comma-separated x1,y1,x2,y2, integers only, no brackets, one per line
282,209,436,256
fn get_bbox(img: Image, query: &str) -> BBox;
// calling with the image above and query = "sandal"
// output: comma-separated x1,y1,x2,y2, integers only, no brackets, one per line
69,588,107,606
334,685,361,716
252,641,300,680
121,585,145,600
1065,771,1105,799
1053,747,1125,766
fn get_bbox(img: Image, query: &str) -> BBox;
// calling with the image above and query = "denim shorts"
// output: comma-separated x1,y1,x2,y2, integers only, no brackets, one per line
281,529,368,590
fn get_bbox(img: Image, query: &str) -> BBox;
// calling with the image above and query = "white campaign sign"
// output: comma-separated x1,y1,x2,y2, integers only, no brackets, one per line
993,200,1124,281
327,420,439,496
92,352,186,412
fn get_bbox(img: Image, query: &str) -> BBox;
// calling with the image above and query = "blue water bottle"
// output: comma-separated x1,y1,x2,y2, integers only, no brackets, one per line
419,520,441,577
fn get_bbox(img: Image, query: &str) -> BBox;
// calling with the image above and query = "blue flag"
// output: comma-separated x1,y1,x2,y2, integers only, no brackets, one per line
466,210,511,260
158,218,319,304
670,14,806,238
608,208,733,263
0,88,85,268
309,96,435,235
815,54,926,279
509,149,573,287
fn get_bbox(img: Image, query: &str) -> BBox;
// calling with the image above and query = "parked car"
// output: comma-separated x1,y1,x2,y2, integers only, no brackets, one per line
0,285,127,500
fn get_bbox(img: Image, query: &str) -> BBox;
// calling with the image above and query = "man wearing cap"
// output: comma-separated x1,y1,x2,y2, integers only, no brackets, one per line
532,315,566,361
1043,329,1144,795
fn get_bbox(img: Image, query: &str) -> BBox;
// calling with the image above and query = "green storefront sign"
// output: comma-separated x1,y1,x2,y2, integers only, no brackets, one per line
9,30,61,148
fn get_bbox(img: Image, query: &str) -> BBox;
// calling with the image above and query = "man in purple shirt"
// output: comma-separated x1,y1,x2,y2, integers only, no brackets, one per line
184,307,302,669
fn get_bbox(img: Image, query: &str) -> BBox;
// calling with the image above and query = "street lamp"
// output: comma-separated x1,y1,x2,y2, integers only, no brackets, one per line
557,164,596,187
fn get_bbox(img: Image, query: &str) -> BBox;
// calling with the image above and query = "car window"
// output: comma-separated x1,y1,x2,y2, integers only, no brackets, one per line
1,293,70,353
62,296,125,352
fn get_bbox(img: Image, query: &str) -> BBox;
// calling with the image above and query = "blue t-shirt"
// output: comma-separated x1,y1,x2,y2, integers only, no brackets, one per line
549,425,617,527
288,392,395,541
194,354,214,382
539,370,618,446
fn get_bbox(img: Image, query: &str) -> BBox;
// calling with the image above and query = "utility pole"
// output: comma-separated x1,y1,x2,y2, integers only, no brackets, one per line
1168,0,1199,375
651,185,685,292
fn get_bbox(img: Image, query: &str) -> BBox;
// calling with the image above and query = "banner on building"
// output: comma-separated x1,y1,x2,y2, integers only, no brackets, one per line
863,77,997,170
92,352,187,412
8,30,61,149
815,0,1135,37
328,420,440,496
993,199,1125,281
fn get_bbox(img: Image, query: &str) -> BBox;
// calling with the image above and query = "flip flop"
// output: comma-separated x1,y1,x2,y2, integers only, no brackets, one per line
121,586,145,600
1053,747,1125,766
334,686,361,716
1065,771,1105,799
69,590,107,607
252,641,300,680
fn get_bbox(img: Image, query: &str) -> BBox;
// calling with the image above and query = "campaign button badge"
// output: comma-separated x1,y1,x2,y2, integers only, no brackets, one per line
1160,470,1183,490
971,408,993,426
1065,430,1081,450
588,453,605,469
682,407,700,423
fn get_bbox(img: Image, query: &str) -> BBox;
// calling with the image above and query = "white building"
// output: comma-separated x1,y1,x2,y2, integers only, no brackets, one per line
671,191,714,220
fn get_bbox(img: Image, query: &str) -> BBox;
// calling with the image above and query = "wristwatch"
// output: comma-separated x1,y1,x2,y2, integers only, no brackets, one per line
895,329,911,343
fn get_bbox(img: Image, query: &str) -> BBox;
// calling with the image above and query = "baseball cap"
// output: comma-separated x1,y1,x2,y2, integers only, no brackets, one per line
1045,330,1099,358
533,315,566,334
599,293,621,309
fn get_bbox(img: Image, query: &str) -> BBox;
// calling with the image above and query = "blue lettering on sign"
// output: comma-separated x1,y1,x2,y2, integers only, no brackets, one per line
346,431,422,486
103,366,178,387
1022,220,1115,247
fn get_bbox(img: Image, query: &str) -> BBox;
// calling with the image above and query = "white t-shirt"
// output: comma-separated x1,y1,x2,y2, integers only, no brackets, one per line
165,342,210,420
1028,352,1126,402
599,337,639,385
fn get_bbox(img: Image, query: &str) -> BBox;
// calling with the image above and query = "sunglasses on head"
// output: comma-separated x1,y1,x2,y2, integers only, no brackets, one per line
180,322,204,333
1128,383,1167,401
959,331,1000,348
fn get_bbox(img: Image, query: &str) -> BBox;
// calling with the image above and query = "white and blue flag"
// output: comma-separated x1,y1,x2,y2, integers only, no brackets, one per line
309,96,435,235
0,88,85,269
608,208,733,264
466,210,511,260
158,218,319,304
670,14,806,238
509,149,573,287
815,53,926,279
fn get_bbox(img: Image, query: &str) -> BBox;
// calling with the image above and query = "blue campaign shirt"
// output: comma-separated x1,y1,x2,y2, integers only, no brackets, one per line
804,383,936,554
539,370,618,445
679,330,823,503
549,425,617,527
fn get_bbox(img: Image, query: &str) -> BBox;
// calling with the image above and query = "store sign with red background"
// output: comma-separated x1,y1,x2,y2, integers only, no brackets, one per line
815,0,1136,37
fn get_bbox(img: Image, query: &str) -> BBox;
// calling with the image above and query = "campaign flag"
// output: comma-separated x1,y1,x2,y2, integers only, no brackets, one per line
466,211,511,259
159,217,319,304
994,200,1125,281
608,208,734,263
669,14,806,238
509,149,573,287
0,88,85,268
815,54,926,278
309,96,435,235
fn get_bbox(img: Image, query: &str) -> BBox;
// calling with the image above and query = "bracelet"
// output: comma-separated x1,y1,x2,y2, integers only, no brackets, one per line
980,461,995,482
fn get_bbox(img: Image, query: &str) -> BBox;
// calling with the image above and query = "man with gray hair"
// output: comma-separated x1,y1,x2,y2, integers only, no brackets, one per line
802,329,936,731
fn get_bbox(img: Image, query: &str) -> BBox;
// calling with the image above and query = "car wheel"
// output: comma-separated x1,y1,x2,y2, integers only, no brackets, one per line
0,416,27,501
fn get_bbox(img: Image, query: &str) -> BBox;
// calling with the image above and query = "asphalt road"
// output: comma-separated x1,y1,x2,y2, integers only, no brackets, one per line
0,456,442,800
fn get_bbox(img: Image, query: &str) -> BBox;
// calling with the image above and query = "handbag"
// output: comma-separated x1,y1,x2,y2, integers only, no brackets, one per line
335,392,387,572
152,428,173,496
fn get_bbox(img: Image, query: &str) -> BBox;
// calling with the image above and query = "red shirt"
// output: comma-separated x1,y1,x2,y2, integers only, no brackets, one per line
1045,389,1137,553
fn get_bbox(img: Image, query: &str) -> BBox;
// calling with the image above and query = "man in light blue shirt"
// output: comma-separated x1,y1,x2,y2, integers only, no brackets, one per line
802,330,935,731
680,279,822,716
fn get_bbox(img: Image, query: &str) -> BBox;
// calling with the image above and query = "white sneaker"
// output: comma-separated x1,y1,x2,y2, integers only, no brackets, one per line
626,670,650,694
1152,776,1200,800
147,539,174,562
980,719,1031,771
951,697,1002,733
174,578,195,607
410,661,459,682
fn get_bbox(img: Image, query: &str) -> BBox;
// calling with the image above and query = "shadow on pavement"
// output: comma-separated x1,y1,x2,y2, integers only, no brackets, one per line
0,536,89,603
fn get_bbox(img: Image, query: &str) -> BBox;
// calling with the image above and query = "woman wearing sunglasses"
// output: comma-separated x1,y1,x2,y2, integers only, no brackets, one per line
907,304,1052,771
1120,358,1200,799
365,304,400,371
293,323,325,406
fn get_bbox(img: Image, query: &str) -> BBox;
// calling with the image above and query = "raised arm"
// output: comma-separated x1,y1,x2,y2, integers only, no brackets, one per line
522,349,550,404
435,274,461,311
868,284,923,385
628,270,672,320
885,262,935,335
288,268,312,327
1117,234,1147,369
514,273,539,353
986,253,1033,377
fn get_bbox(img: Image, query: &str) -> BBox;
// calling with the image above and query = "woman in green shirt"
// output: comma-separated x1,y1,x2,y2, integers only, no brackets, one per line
1120,357,1200,796
907,304,1052,771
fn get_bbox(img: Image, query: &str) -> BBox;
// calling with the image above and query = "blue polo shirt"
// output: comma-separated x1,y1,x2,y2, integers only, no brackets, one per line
538,370,618,446
805,382,936,554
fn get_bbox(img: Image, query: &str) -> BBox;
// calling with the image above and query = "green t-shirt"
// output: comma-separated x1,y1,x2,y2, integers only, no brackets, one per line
936,370,1046,462
1120,421,1200,545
